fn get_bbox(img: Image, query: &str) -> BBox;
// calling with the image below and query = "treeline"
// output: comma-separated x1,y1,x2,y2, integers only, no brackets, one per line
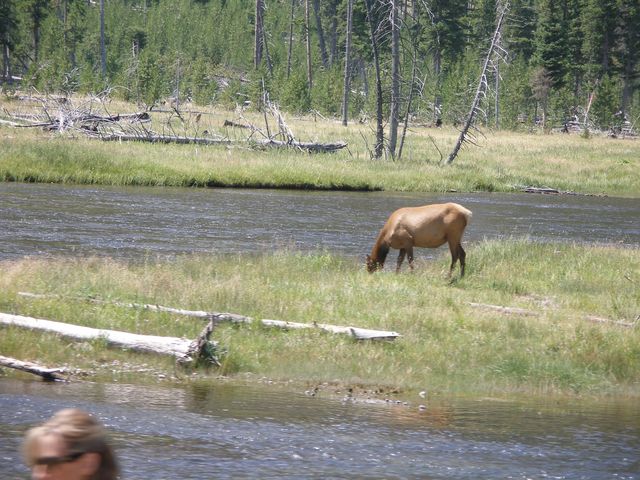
1,0,639,134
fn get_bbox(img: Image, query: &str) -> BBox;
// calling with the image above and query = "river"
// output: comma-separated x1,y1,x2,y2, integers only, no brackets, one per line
1,183,639,261
1,378,638,479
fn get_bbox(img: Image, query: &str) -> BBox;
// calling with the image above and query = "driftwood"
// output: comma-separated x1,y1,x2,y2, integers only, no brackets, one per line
3,93,347,153
0,311,218,365
18,292,400,340
467,302,637,328
520,186,562,194
0,355,65,381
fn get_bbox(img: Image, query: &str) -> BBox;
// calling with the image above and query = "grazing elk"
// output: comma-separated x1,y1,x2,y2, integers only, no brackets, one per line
366,203,472,276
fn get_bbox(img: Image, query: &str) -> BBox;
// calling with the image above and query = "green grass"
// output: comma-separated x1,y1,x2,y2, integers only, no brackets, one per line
1,240,638,399
1,98,639,196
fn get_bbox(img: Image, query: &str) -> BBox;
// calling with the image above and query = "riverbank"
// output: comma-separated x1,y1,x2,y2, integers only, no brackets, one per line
1,239,638,399
1,101,639,197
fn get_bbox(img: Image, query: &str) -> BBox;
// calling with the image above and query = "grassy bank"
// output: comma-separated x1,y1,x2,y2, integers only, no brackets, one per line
1,100,639,196
1,239,638,398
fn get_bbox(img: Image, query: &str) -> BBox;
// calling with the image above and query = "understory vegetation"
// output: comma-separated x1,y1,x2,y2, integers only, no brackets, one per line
1,240,638,398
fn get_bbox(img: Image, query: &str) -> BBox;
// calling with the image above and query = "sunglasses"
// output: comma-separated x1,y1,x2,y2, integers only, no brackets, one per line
32,451,85,467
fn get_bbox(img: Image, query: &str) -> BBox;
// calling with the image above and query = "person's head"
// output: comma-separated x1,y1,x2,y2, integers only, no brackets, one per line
23,408,119,480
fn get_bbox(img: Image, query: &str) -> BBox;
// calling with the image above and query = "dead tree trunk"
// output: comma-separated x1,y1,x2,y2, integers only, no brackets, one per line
364,0,384,159
0,355,65,381
446,3,508,165
18,292,401,341
341,0,353,126
388,0,401,159
311,0,329,68
100,0,106,78
305,0,313,89
0,312,217,365
254,0,265,69
286,0,296,79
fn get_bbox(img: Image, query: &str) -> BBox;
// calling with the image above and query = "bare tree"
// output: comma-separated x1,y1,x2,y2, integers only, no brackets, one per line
341,0,353,126
305,0,312,89
311,0,329,68
388,0,401,159
446,2,508,165
364,0,384,159
286,0,295,79
254,0,265,69
100,0,106,78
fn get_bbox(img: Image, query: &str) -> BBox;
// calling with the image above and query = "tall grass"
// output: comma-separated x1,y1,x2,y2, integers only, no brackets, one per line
1,103,639,196
1,240,638,398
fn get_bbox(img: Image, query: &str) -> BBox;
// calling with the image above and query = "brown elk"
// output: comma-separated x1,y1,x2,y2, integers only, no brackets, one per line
366,203,472,276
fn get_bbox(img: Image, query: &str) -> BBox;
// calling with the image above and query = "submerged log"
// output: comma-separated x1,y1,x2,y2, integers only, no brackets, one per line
0,355,65,381
18,292,400,340
0,312,217,364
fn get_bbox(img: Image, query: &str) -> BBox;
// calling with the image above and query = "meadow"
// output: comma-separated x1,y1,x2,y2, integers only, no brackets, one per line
1,241,638,399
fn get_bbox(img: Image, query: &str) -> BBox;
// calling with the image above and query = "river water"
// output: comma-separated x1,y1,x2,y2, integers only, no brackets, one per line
1,378,638,479
0,183,639,261
1,183,639,479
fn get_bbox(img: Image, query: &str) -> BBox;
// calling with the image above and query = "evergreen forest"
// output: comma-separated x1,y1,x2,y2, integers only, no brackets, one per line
1,0,639,134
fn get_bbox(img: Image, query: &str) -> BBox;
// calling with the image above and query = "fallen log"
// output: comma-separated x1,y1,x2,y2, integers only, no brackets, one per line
0,355,65,381
18,292,400,340
467,302,636,328
251,138,347,153
520,186,561,194
466,302,538,317
99,133,232,146
0,312,218,364
223,119,251,129
584,315,637,328
97,133,346,153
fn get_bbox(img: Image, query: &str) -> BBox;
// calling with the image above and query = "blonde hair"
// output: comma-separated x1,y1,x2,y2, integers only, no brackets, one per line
23,408,119,480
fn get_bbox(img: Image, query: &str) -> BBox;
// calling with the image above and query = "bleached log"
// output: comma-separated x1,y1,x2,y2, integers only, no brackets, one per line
18,292,400,340
259,318,400,340
0,355,65,381
467,302,538,316
467,302,636,328
0,312,212,363
584,315,636,328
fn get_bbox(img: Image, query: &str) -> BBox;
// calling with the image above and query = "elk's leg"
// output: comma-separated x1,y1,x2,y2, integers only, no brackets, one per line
448,242,459,277
407,246,415,271
458,245,466,277
396,249,406,273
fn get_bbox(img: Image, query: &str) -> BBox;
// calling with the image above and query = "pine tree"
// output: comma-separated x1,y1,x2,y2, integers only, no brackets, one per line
614,0,640,115
533,0,568,88
0,0,19,81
